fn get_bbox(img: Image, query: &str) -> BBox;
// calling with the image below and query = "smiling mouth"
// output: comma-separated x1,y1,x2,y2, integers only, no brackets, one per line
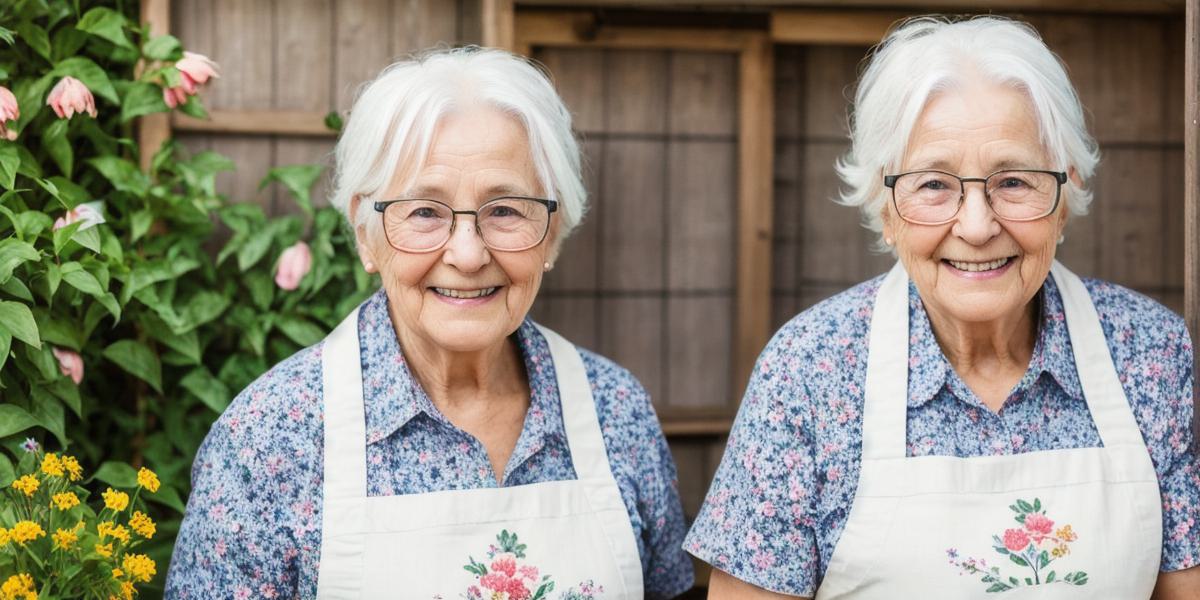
943,257,1014,272
431,287,499,299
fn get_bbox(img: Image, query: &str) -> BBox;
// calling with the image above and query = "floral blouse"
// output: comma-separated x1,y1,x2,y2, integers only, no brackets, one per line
684,274,1199,596
165,289,694,599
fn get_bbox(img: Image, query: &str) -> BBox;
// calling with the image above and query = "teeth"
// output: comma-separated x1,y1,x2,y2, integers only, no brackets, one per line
433,287,497,299
947,257,1011,272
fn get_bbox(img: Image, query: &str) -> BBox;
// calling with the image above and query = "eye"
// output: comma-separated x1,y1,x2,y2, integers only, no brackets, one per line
920,179,949,190
489,205,519,218
409,207,440,219
997,177,1029,189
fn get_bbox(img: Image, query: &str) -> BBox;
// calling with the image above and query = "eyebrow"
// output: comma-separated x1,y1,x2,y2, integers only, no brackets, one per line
906,158,1043,174
398,183,534,199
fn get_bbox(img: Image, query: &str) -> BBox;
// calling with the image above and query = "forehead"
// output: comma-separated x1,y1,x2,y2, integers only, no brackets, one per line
903,81,1047,169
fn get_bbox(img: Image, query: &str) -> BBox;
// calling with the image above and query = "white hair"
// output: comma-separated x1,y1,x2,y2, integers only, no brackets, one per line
836,16,1100,248
330,46,586,248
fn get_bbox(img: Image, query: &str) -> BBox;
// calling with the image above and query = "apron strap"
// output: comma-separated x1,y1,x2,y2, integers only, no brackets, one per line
536,324,618,483
321,307,368,499
861,262,911,460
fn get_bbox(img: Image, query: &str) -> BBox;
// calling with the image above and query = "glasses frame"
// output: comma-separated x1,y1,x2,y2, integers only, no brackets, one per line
372,195,558,253
882,169,1069,226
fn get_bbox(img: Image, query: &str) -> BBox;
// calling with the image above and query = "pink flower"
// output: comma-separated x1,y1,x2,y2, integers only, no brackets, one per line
52,202,105,231
1023,513,1055,537
1003,528,1031,552
52,347,83,385
490,553,517,578
46,77,97,119
164,51,219,108
517,565,538,582
0,86,19,141
274,241,312,290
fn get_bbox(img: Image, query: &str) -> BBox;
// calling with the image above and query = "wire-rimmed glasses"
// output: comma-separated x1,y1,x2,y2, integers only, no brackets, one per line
883,169,1068,225
372,196,558,253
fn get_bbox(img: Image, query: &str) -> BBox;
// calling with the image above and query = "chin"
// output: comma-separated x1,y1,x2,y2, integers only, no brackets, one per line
423,320,514,353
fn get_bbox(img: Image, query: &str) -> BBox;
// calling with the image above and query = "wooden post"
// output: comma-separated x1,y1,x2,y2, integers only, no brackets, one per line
482,0,515,51
1186,0,1199,438
138,0,170,172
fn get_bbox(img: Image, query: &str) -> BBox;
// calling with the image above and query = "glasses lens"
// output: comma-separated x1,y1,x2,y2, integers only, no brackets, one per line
894,171,961,223
383,200,452,250
987,171,1058,220
478,197,550,251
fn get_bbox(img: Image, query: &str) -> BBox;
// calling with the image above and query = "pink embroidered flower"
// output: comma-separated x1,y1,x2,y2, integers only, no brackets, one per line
490,553,517,577
1003,528,1031,552
0,86,18,141
517,564,539,582
1023,513,1055,538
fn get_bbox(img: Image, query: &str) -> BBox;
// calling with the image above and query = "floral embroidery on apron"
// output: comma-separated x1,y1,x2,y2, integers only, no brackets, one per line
456,530,606,600
945,498,1087,592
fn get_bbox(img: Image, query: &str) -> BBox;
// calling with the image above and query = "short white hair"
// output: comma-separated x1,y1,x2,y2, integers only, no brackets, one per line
330,47,586,247
836,16,1100,247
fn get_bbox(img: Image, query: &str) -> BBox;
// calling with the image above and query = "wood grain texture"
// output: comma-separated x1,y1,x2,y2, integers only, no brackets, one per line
1095,148,1166,290
667,296,734,407
600,139,666,291
668,140,736,291
209,0,274,110
517,0,1184,12
668,51,737,136
598,297,665,406
529,296,599,351
543,136,602,293
605,50,669,134
772,9,905,46
392,0,460,55
802,46,861,140
334,0,392,111
138,0,172,171
538,48,607,134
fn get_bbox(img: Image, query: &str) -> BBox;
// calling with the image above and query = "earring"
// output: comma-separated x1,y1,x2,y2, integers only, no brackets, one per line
543,261,552,271
1057,234,1065,245
884,237,894,246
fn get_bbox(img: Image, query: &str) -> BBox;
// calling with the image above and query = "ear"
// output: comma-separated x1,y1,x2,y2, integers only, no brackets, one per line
879,199,895,244
348,195,378,274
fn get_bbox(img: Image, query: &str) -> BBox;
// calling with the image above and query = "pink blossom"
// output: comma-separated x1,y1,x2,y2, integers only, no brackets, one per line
517,565,538,582
490,553,517,577
52,202,104,231
0,86,18,140
52,347,83,384
274,241,312,290
1023,513,1055,537
1003,528,1031,552
164,51,219,108
46,76,97,119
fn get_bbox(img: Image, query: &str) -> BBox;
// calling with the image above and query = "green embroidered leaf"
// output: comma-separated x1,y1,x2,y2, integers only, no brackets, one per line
1037,550,1050,569
1045,571,1057,583
985,584,1008,593
1008,554,1029,568
1016,499,1034,513
1032,498,1042,512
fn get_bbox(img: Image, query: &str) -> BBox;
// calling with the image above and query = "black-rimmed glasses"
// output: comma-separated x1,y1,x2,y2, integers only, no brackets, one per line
372,196,558,252
883,169,1068,225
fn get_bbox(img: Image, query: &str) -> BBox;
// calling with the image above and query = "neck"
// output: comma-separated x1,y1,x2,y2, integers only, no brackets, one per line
925,296,1039,375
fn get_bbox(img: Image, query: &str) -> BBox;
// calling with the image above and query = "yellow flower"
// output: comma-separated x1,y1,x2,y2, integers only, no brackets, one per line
0,573,36,600
111,568,123,579
1055,524,1077,543
61,455,83,481
122,553,156,583
102,487,129,511
51,528,78,550
0,528,10,547
129,511,156,539
94,542,113,557
9,521,45,544
1051,543,1070,558
118,581,135,600
51,491,80,511
10,475,38,497
136,467,160,493
40,453,63,478
97,521,130,543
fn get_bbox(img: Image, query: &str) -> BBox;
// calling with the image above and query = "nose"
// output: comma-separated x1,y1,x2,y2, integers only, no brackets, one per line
441,214,491,272
951,183,1002,244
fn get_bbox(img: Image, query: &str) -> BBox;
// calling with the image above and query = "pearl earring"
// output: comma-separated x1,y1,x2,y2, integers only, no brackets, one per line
884,237,894,246
543,261,552,271
1057,234,1065,245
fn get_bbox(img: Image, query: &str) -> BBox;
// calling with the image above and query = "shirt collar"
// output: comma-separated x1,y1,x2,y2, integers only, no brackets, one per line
356,289,567,452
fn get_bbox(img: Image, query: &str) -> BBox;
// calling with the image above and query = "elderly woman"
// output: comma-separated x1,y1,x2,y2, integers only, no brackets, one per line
685,16,1199,600
166,48,693,598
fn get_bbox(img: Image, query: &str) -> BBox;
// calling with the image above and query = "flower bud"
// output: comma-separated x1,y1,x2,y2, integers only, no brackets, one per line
46,77,97,119
274,241,313,291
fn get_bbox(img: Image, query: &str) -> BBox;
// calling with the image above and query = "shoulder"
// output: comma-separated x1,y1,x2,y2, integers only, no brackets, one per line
767,275,882,364
577,346,659,430
1081,278,1190,342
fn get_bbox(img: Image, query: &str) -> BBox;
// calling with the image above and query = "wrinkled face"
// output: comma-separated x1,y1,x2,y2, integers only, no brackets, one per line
882,81,1068,326
355,107,554,354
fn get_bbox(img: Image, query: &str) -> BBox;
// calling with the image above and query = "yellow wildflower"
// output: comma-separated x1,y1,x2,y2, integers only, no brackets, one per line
40,453,63,478
1055,524,1077,543
0,573,36,600
0,528,9,547
122,553,156,583
10,475,38,497
102,487,129,511
136,467,160,493
129,511,156,539
9,521,45,544
94,542,113,557
111,568,123,579
51,491,80,511
1051,543,1070,558
118,581,135,600
51,528,78,550
97,521,130,543
61,455,83,481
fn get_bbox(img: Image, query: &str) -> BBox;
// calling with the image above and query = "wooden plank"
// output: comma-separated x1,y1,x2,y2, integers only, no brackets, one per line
598,297,665,405
529,296,599,351
138,0,171,171
518,0,1183,11
667,296,734,408
482,0,515,50
772,9,906,46
1166,146,1185,291
668,51,737,136
538,48,607,133
516,11,755,52
209,0,274,110
668,140,736,290
801,141,891,283
734,33,774,400
392,0,459,55
1168,17,1186,146
661,417,735,437
600,139,666,290
1185,0,1199,441
774,45,803,141
1092,149,1166,290
668,440,711,518
542,136,602,292
772,140,802,295
172,109,333,136
605,49,669,134
334,0,392,112
803,46,863,140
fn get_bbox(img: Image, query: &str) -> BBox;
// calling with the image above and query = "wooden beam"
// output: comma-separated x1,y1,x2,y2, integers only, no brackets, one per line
171,110,334,137
482,0,516,50
734,32,774,402
138,0,170,171
772,9,905,45
1186,0,1199,439
515,0,1184,13
515,11,754,51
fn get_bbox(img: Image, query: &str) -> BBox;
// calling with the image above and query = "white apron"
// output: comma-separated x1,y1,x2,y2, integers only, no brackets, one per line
314,310,644,599
815,261,1162,599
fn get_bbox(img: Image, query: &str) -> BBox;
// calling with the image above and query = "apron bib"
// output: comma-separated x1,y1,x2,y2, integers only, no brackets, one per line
315,311,644,599
815,261,1162,599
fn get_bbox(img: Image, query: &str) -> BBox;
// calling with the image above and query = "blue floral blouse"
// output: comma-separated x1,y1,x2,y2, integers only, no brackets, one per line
165,289,694,599
684,273,1199,596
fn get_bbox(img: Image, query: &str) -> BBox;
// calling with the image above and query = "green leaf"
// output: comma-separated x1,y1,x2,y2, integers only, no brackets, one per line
61,262,104,296
144,484,186,513
1038,550,1050,569
102,339,162,392
0,329,10,372
95,291,120,321
46,176,88,208
87,156,148,195
0,238,40,284
75,7,134,50
0,453,14,488
130,209,153,242
237,231,274,271
180,367,231,414
986,584,1009,593
91,461,138,487
0,405,36,438
1046,571,1057,583
72,226,101,254
16,22,51,61
142,34,182,61
275,315,325,347
179,290,229,332
45,262,60,297
45,376,82,417
52,57,119,105
0,300,39,348
0,26,15,46
1009,554,1029,567
260,165,323,216
119,81,168,122
0,277,33,302
1016,499,1034,513
324,111,343,132
144,317,201,364
42,118,72,176
0,144,18,190
178,94,208,119
29,387,66,449
51,26,89,62
1032,498,1041,512
13,73,54,131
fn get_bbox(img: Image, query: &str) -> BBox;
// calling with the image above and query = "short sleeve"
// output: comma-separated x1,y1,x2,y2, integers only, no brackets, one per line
683,331,822,596
1148,319,1200,571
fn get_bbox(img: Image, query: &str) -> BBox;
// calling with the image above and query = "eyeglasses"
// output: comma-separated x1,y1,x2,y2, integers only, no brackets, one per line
883,169,1068,225
372,196,557,252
